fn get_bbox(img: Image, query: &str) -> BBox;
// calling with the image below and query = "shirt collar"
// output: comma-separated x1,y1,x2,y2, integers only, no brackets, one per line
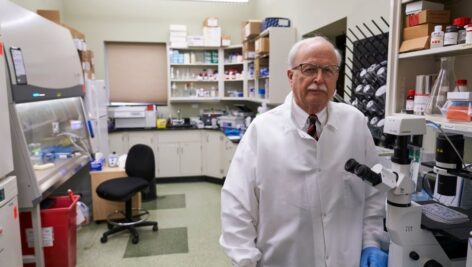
291,98,328,131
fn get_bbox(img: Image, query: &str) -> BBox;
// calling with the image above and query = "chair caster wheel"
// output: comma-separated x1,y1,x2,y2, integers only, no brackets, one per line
152,225,158,231
100,236,108,243
132,235,139,244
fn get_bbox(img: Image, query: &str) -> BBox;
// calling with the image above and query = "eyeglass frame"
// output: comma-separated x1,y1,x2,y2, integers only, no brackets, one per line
291,63,340,79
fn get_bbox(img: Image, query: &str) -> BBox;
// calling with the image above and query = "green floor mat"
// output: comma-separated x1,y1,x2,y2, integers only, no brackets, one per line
142,194,186,210
123,227,188,258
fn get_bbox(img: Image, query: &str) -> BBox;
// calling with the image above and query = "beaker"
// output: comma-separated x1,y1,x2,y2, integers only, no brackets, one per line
425,57,456,115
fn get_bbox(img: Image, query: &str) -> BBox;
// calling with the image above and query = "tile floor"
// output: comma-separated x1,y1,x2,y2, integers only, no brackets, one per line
76,182,232,267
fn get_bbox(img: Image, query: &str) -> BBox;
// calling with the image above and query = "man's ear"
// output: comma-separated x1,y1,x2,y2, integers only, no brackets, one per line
287,69,294,84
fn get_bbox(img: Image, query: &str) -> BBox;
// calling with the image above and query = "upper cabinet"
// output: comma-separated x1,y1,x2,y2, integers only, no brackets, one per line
387,0,472,136
168,47,220,102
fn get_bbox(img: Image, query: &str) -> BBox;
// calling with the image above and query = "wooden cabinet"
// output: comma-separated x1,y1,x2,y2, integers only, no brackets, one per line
387,0,472,137
90,167,141,221
155,130,202,177
202,131,224,178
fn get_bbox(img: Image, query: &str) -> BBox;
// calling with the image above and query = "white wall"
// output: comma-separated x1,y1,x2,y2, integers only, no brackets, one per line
12,0,63,14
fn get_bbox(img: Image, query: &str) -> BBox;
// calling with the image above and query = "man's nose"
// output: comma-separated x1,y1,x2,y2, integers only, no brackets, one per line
312,69,325,83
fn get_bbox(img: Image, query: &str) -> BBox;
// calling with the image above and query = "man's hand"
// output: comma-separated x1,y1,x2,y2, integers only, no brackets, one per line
360,247,388,267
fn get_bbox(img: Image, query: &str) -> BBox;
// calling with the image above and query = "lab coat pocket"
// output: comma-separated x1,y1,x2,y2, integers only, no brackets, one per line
282,174,312,211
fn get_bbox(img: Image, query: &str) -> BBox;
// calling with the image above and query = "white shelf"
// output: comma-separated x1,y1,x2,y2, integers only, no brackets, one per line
393,113,472,137
399,43,472,59
224,62,244,66
169,97,220,102
246,97,268,104
171,79,218,83
170,46,219,51
220,97,246,101
170,63,218,66
224,79,244,82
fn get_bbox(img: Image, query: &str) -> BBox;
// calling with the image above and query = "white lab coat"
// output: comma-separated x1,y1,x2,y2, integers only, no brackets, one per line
220,93,388,267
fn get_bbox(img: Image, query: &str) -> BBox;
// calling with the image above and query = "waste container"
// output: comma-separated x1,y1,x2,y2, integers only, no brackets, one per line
20,195,79,267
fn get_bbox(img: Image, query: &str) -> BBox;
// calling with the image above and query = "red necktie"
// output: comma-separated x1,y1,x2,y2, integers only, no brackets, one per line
307,114,318,141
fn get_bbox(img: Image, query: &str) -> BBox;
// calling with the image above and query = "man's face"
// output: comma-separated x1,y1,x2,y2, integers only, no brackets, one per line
287,41,339,114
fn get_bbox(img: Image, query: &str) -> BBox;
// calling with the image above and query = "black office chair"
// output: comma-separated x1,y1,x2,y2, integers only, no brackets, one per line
96,144,158,244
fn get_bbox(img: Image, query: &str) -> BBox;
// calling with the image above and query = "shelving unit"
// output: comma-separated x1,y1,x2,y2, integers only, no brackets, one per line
167,28,295,105
222,45,246,100
249,27,296,104
386,0,472,137
168,47,220,101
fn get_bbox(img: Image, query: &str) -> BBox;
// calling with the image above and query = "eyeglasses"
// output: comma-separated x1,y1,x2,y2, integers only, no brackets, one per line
292,63,340,79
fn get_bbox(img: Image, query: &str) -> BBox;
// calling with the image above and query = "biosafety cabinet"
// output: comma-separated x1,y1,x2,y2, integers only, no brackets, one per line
0,0,92,265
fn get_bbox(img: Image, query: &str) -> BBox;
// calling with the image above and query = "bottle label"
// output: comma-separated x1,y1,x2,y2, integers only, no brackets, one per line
406,99,415,111
444,32,458,46
413,94,430,114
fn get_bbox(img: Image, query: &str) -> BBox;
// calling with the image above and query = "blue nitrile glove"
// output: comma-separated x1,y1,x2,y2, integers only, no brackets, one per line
360,247,388,267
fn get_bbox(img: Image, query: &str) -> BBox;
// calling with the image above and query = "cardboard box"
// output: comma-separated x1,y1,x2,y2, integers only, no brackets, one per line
255,37,269,54
80,50,94,62
187,35,205,47
243,40,255,59
403,23,436,40
203,27,221,47
405,1,444,15
399,36,430,53
221,35,231,47
37,9,61,24
405,9,450,27
61,23,85,40
203,17,219,27
242,20,262,41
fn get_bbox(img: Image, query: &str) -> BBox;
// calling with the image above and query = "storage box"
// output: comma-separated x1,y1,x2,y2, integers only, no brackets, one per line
446,92,472,121
187,35,205,47
221,35,231,47
37,9,61,24
405,10,450,27
399,36,429,52
203,27,221,47
255,37,270,54
242,20,262,40
403,23,436,40
203,17,219,27
20,195,79,267
61,23,85,40
405,1,444,15
243,40,255,59
261,17,291,32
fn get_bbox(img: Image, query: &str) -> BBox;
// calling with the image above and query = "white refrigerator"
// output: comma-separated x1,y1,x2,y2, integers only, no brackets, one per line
85,79,110,156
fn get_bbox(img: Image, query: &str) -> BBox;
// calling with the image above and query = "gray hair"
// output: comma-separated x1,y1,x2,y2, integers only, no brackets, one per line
287,36,342,68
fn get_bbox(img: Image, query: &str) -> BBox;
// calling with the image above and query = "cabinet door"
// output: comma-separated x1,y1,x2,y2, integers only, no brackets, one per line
202,131,223,178
180,141,202,176
108,132,128,155
223,139,237,177
156,143,180,177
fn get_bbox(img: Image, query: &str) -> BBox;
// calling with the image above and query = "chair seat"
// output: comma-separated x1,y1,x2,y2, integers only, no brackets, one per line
96,177,149,201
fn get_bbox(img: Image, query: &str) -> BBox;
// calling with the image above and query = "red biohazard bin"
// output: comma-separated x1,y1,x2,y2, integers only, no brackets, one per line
19,195,79,267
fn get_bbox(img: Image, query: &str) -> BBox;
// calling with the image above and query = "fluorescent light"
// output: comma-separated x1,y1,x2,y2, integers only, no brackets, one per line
169,0,248,2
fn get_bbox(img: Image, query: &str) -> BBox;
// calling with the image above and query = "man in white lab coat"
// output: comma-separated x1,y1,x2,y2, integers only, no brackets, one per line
219,36,389,267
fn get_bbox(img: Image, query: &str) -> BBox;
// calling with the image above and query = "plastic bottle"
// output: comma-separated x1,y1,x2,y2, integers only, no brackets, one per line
454,79,469,92
405,89,415,114
444,25,459,46
425,57,457,115
453,17,471,44
466,24,472,44
430,25,444,49
414,75,431,115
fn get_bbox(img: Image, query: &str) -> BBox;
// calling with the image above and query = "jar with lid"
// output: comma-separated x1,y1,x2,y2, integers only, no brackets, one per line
444,25,458,46
453,17,471,44
405,89,415,114
467,24,472,44
454,79,469,92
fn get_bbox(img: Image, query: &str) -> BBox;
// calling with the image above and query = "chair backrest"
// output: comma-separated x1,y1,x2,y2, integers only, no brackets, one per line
125,144,155,181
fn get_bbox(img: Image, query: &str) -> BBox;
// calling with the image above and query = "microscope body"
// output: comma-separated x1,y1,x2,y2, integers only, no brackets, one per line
346,116,471,267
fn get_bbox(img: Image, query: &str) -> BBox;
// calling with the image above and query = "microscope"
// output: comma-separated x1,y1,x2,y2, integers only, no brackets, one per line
345,115,472,267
